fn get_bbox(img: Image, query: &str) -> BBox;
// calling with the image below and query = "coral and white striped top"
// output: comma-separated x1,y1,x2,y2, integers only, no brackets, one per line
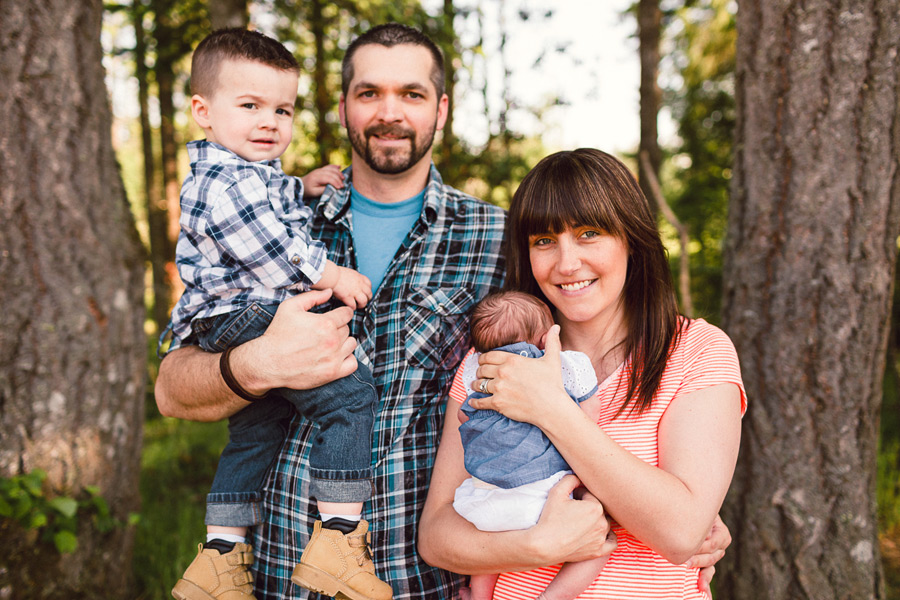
449,318,747,600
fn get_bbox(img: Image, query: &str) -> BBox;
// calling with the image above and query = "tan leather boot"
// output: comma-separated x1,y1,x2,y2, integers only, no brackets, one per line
172,542,256,600
291,520,393,600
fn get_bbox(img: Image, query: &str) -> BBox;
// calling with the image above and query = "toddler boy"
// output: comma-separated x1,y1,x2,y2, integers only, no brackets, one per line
163,28,391,600
454,291,608,600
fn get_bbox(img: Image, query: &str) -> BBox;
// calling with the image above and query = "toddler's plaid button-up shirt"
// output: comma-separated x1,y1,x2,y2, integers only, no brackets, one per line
163,141,327,353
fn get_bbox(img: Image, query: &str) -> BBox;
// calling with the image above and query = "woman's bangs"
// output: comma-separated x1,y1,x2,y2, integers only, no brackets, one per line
517,186,569,238
519,181,622,238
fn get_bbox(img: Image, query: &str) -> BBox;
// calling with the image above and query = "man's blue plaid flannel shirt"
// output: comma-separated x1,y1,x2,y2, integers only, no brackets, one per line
249,164,506,599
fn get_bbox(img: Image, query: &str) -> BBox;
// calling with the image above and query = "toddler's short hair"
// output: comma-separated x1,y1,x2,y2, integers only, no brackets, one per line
470,291,554,353
190,28,299,97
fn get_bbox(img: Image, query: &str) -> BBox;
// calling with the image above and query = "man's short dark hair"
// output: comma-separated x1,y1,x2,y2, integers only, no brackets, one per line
341,23,445,98
191,28,299,97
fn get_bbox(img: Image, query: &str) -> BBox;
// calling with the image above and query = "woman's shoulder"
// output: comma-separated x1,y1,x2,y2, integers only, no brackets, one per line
667,317,742,376
676,317,737,354
668,318,746,410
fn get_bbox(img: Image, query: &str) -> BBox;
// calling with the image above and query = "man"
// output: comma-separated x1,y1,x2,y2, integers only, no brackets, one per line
156,23,729,600
157,23,510,599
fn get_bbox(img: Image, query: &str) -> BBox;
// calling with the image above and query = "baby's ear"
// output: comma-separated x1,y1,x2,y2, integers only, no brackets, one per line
538,331,549,350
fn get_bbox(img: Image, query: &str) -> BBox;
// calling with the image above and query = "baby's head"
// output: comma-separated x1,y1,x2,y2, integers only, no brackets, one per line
190,28,300,162
470,291,554,353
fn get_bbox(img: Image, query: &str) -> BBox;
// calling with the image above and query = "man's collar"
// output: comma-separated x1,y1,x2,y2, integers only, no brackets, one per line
319,163,444,222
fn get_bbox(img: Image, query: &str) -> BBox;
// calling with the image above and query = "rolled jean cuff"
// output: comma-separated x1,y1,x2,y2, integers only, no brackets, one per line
206,494,262,527
205,492,262,527
309,468,374,503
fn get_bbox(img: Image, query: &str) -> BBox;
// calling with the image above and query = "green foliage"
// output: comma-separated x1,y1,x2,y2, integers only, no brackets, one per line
881,348,900,531
664,0,736,321
132,416,228,599
0,470,133,555
878,438,900,531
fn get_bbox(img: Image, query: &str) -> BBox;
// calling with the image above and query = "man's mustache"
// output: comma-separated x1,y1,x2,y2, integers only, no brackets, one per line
364,124,416,139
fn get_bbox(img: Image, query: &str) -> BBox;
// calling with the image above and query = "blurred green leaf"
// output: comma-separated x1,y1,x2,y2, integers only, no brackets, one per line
53,530,78,554
49,497,79,519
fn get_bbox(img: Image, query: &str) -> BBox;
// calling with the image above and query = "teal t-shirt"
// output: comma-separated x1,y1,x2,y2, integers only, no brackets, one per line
350,185,424,292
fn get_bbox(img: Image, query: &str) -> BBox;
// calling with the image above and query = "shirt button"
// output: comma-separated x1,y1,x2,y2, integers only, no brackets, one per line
290,255,301,265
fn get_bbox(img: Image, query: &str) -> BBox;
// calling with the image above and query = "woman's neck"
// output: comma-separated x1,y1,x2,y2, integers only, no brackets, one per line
558,312,628,383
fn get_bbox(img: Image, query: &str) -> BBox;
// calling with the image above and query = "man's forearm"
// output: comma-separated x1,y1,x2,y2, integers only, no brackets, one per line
155,345,250,422
155,291,357,422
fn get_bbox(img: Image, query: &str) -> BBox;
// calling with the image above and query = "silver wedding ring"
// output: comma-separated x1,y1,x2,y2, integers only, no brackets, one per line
479,378,490,394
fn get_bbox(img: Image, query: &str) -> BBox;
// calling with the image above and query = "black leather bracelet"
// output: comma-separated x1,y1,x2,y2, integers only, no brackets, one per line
220,345,268,402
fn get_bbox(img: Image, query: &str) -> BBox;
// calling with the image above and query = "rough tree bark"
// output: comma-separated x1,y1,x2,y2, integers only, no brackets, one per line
720,1,900,598
0,0,146,596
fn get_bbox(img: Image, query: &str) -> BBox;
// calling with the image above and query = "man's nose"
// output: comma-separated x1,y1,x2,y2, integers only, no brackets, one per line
375,95,401,122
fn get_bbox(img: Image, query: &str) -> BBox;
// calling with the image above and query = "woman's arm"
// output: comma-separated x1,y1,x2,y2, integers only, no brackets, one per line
156,290,358,422
473,328,742,565
554,383,740,564
418,396,616,575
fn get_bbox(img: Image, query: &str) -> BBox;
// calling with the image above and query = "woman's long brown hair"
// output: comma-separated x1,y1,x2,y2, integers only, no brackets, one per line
504,148,684,414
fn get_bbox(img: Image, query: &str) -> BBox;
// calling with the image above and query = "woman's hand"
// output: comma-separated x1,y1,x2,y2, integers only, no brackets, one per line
469,325,571,425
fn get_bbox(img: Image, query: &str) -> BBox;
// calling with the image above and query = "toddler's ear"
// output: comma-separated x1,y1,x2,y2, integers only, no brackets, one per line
538,331,549,350
191,94,211,128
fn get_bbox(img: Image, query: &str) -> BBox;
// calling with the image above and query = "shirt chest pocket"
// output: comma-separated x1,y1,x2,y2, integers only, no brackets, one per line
405,286,476,371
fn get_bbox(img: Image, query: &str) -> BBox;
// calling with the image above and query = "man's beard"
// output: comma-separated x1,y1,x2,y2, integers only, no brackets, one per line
348,121,436,175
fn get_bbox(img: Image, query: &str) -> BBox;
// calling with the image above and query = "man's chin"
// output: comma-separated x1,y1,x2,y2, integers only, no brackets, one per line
365,152,414,175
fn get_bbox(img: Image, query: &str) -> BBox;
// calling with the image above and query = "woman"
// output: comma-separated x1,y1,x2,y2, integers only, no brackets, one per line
419,149,745,599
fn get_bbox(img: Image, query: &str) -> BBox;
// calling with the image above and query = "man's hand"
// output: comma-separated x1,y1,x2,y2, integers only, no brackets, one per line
301,164,345,197
686,514,731,592
530,475,616,565
234,289,358,394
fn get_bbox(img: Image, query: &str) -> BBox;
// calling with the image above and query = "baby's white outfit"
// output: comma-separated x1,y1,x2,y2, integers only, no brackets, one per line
453,346,598,531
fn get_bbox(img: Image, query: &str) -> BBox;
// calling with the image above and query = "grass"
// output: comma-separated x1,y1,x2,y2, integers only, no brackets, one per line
881,437,900,600
132,414,228,600
881,358,900,599
129,385,900,599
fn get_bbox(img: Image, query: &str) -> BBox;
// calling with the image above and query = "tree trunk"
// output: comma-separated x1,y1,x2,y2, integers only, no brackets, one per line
208,0,248,30
156,60,183,306
440,0,458,170
134,0,172,336
477,4,491,130
720,1,900,598
310,0,334,166
497,0,512,154
0,0,146,596
638,0,662,214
